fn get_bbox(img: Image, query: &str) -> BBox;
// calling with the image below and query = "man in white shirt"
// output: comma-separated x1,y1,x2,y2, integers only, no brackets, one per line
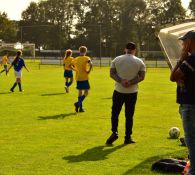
106,42,146,144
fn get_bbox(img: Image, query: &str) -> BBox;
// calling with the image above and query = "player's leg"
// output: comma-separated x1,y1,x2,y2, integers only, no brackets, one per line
15,71,23,92
10,71,19,92
64,77,69,92
65,71,73,92
79,89,88,112
0,66,5,74
74,89,82,112
67,77,73,87
124,93,137,144
106,90,124,144
17,78,23,92
10,80,17,92
67,70,73,87
78,80,90,112
5,65,8,75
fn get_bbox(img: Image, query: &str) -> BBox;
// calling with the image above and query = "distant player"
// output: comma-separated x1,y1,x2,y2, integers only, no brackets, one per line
71,46,92,112
0,52,9,75
7,50,29,92
63,49,74,93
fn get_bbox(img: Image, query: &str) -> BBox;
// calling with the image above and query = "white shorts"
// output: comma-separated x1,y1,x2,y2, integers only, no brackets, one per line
14,70,22,78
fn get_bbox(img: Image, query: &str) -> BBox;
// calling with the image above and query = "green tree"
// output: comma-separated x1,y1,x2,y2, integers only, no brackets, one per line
143,0,186,52
146,0,186,26
21,0,78,49
189,0,195,18
0,12,17,42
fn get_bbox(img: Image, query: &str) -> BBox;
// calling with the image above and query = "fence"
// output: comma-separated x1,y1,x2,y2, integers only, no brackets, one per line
21,57,169,68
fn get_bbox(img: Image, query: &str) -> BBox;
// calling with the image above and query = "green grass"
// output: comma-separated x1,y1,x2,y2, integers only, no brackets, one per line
0,64,188,175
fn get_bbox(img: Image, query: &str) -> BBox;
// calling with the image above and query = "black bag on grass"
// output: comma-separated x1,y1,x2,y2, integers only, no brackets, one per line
151,158,187,173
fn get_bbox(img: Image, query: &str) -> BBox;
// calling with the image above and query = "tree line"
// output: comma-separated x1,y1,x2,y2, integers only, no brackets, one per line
0,0,194,57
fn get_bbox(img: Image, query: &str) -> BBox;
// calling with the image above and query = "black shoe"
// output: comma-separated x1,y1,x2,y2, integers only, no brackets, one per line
10,88,14,92
106,133,118,144
124,138,135,144
79,108,85,112
74,102,79,112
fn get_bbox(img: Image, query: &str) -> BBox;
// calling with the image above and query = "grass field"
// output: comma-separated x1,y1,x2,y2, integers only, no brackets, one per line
0,63,188,175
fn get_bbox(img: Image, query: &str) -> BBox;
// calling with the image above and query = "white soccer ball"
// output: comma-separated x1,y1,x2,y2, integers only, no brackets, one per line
169,127,180,139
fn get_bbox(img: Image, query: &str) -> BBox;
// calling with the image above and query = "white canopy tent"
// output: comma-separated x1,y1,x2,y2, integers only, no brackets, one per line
158,22,195,69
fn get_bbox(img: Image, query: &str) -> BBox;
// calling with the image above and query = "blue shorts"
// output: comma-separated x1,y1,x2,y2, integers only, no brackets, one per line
64,70,73,78
77,80,90,90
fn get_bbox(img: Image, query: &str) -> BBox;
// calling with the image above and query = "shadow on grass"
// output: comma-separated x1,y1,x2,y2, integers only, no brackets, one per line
63,144,125,163
41,92,65,96
0,92,12,95
38,112,76,120
122,149,187,175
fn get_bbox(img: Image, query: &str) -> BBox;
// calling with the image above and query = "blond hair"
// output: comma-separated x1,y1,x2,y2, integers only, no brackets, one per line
65,49,72,59
79,46,87,54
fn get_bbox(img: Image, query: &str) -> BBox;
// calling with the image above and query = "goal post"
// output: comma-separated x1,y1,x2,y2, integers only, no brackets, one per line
0,42,35,58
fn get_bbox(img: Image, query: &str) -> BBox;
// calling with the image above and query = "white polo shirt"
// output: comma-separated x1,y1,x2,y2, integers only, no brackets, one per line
111,54,146,93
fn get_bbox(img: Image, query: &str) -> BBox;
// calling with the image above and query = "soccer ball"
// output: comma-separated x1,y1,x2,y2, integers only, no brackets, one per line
169,127,180,139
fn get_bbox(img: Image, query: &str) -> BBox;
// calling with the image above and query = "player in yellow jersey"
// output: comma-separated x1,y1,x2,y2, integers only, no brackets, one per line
0,52,9,75
63,49,74,93
71,46,92,112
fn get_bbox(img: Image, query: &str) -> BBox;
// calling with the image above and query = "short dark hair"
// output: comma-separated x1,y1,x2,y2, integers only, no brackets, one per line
126,42,136,50
16,50,22,56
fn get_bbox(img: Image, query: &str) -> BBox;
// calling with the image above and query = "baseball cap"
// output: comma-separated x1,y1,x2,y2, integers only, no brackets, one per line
126,42,136,50
178,30,195,40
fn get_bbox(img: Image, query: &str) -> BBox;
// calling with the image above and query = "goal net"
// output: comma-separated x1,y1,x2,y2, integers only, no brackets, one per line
0,42,35,58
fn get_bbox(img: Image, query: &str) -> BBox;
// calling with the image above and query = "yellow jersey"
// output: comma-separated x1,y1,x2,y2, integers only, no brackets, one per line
72,56,91,81
2,56,9,65
63,56,74,70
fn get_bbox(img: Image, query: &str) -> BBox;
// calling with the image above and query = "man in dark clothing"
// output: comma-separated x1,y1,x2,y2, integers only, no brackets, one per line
170,30,195,175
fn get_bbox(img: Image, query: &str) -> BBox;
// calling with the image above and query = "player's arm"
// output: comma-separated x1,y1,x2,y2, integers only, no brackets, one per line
86,60,92,73
128,71,145,85
63,58,66,69
24,65,29,72
70,62,77,71
23,61,29,72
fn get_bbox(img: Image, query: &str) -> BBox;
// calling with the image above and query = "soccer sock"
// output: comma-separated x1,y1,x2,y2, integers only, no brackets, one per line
78,96,83,107
78,95,86,108
81,95,85,101
11,82,17,90
67,81,73,87
65,82,68,87
80,103,83,110
18,83,22,91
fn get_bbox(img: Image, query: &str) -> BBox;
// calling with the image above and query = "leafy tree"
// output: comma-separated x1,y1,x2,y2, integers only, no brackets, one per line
146,0,186,26
189,0,195,18
19,0,187,57
21,0,77,49
0,12,17,42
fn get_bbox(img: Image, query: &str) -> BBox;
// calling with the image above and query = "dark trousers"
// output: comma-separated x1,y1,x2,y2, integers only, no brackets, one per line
111,90,137,138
